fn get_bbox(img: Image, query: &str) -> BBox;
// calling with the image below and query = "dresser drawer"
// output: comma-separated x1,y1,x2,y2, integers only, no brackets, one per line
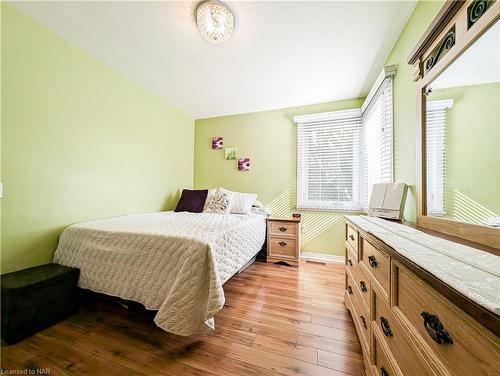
361,238,390,297
373,287,431,376
346,224,359,252
372,330,401,376
346,267,358,305
269,221,298,237
356,264,371,308
268,237,297,258
346,243,358,275
347,269,370,349
395,264,500,376
347,243,371,308
345,276,353,310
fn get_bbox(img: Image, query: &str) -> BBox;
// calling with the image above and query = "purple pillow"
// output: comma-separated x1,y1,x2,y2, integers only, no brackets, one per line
175,189,208,213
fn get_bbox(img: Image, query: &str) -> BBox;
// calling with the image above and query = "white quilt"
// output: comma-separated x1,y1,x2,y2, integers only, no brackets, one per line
53,210,266,335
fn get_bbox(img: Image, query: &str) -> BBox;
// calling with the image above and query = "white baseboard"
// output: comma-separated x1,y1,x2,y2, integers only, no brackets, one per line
301,252,344,264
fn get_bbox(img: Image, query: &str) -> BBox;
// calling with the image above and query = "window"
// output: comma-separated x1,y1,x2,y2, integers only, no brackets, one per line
360,77,394,211
295,66,395,211
296,109,362,210
426,99,453,215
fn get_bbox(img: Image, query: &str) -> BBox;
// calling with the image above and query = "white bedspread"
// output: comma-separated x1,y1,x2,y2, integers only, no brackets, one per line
53,210,266,335
346,216,500,314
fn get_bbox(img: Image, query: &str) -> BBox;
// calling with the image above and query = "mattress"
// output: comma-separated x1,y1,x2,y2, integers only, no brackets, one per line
53,210,267,335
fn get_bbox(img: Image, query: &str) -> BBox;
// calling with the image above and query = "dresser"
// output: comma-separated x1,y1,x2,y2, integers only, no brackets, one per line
266,217,300,266
344,216,500,376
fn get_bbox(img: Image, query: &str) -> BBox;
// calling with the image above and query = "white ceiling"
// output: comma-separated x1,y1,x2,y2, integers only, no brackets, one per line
11,1,416,119
432,20,500,90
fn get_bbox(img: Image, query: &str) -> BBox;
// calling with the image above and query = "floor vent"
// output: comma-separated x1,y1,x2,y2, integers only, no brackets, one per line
306,260,326,266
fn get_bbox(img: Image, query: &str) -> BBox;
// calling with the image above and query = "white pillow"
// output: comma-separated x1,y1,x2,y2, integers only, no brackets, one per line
219,188,257,214
253,200,264,208
204,191,232,214
202,188,218,212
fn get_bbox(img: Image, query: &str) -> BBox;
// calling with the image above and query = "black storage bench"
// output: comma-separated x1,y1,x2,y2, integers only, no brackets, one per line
1,263,80,344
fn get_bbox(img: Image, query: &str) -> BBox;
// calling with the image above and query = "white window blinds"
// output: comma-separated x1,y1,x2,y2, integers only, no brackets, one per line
360,77,394,211
296,109,362,210
426,99,453,215
295,66,395,212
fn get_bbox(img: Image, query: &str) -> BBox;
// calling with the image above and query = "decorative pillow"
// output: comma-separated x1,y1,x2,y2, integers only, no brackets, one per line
204,191,232,214
219,188,257,214
203,188,218,211
174,189,208,213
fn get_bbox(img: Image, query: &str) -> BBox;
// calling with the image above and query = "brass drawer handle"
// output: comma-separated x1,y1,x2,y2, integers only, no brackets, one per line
380,316,393,337
347,259,353,266
347,286,353,295
360,315,367,329
359,281,367,293
368,255,378,268
278,241,287,247
349,234,355,241
421,311,453,345
380,367,389,376
279,226,287,232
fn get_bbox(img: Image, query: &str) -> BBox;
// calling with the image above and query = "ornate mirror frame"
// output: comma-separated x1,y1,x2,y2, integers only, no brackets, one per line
408,0,500,249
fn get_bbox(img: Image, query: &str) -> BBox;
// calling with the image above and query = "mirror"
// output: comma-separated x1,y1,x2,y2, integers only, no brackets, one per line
425,20,499,229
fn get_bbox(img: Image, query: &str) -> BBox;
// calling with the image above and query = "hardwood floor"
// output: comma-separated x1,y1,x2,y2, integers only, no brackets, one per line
1,261,364,376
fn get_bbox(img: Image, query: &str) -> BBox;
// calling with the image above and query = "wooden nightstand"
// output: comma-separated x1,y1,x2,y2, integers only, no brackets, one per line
266,217,301,266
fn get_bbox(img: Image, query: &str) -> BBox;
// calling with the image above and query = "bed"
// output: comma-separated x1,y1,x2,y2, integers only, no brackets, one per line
53,209,267,336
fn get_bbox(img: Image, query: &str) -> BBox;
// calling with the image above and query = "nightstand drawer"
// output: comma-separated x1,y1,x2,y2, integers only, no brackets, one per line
268,237,297,258
269,221,298,237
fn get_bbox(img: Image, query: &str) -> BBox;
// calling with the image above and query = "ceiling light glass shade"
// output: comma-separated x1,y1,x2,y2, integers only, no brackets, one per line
196,0,234,44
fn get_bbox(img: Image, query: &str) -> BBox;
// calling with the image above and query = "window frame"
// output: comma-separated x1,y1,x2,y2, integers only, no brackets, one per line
295,109,362,211
360,76,395,211
295,67,395,213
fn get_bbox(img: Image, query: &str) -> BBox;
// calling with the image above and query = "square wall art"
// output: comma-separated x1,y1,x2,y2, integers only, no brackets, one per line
238,158,250,171
225,147,237,160
212,137,223,149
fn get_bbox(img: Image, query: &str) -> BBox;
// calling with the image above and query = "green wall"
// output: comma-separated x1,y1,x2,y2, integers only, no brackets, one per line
385,0,445,222
194,99,363,255
430,83,500,224
1,1,448,265
194,0,445,256
1,5,194,273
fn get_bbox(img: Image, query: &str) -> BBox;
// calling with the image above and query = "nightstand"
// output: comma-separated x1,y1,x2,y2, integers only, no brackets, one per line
266,217,301,266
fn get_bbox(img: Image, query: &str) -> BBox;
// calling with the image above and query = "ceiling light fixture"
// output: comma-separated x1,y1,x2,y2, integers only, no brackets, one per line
196,0,235,44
